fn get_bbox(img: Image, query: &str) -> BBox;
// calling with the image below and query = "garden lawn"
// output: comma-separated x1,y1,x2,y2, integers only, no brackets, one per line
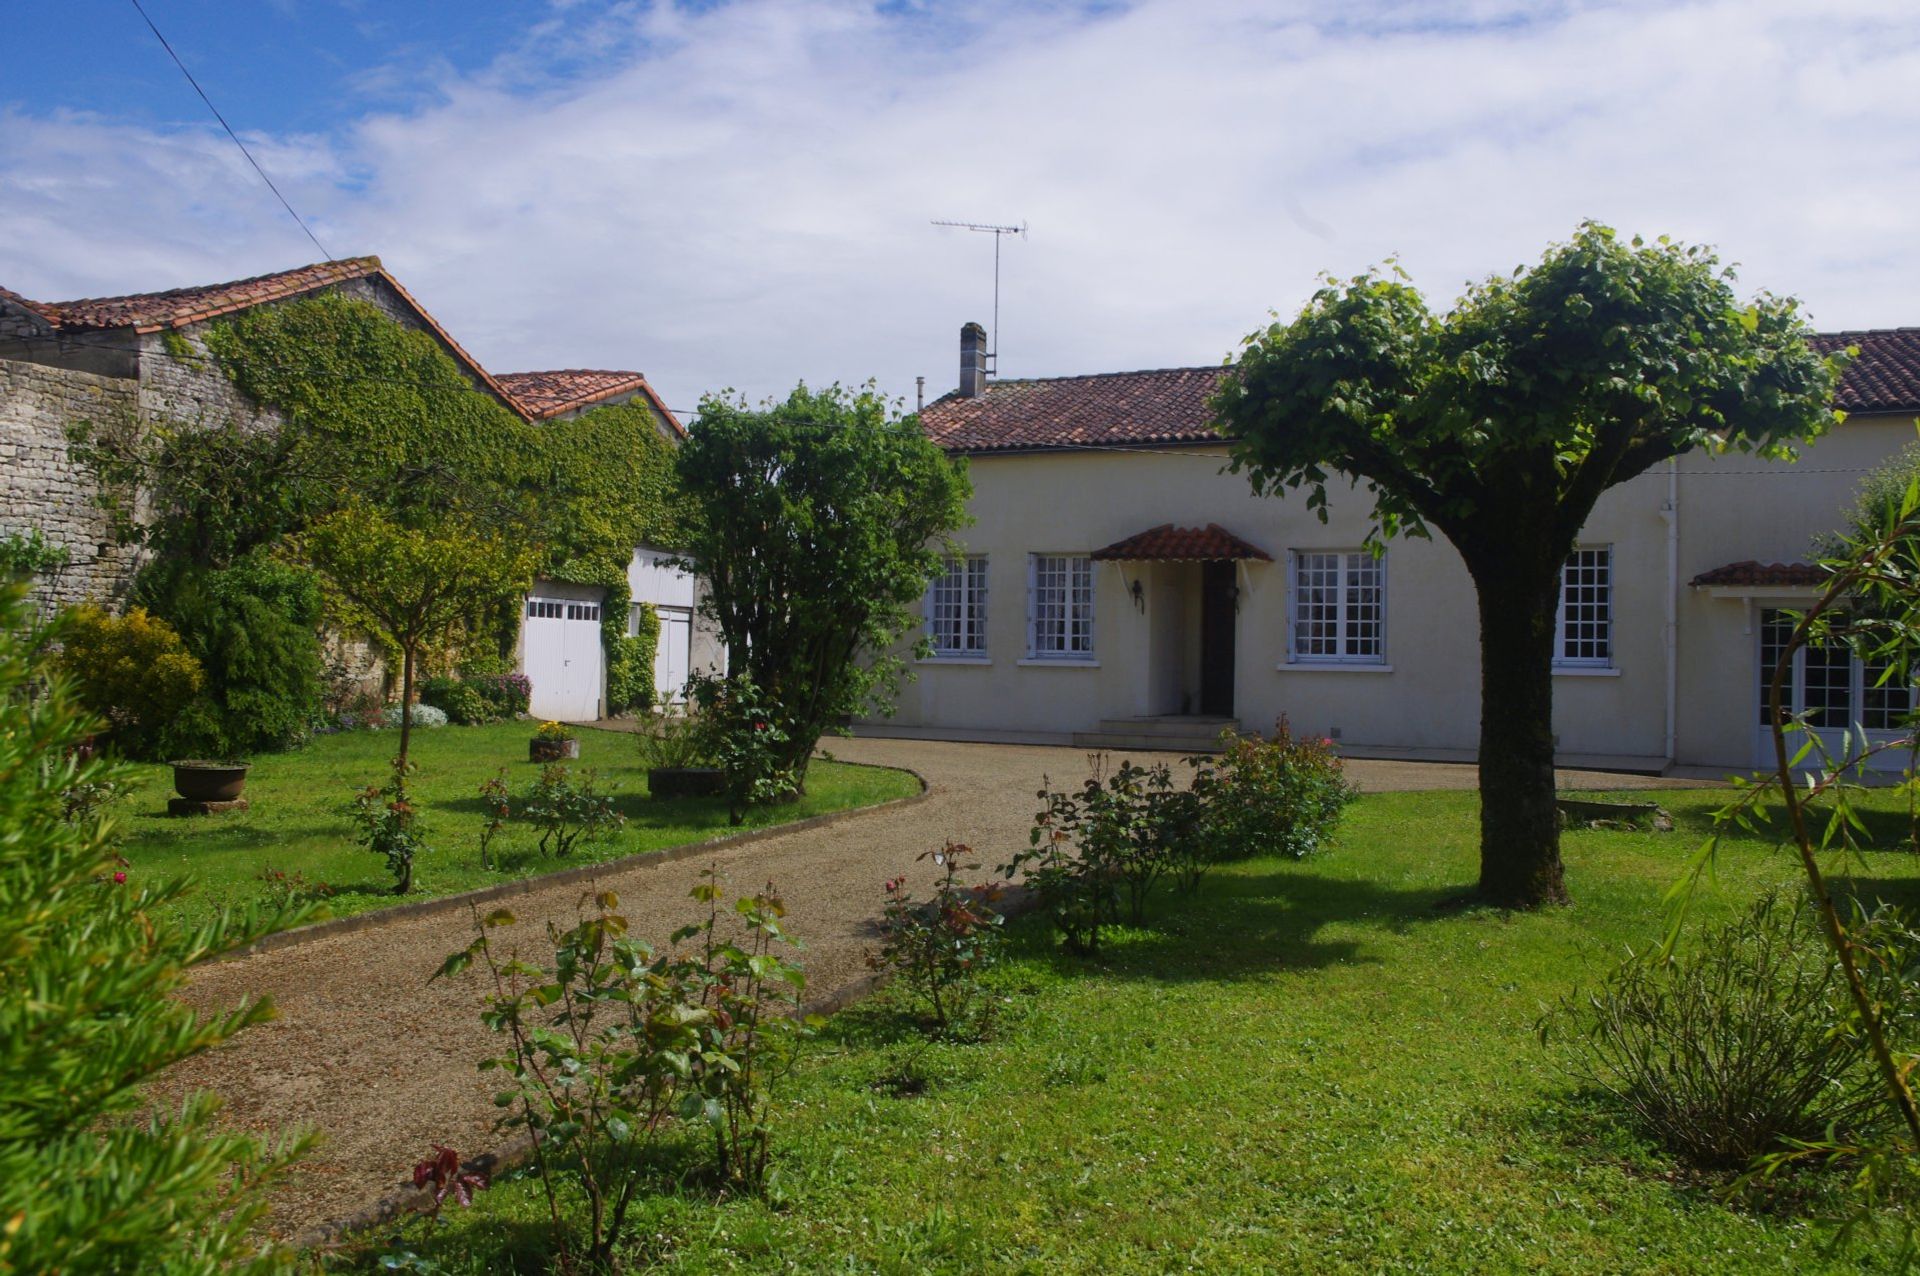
367,786,1920,1275
115,722,919,934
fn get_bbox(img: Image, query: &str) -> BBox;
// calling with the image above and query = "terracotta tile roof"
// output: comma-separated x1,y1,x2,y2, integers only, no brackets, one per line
920,366,1228,453
921,327,1920,454
1091,523,1272,562
23,258,386,332
4,257,530,419
1690,560,1830,588
1815,328,1920,413
495,369,686,436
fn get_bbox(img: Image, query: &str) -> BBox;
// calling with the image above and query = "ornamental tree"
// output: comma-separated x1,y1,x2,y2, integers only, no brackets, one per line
675,383,971,792
1212,224,1841,908
291,506,537,765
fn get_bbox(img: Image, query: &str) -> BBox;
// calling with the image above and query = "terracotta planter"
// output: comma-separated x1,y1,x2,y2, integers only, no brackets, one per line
648,766,726,800
171,760,251,803
530,737,580,763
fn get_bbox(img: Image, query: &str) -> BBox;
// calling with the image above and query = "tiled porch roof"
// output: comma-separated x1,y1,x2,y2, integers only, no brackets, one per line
1090,523,1272,562
495,369,686,435
1689,560,1830,588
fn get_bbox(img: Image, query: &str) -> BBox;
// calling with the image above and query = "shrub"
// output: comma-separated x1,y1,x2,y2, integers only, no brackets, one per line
435,873,814,1268
519,764,625,856
135,554,326,758
470,672,531,719
384,702,450,730
1549,891,1910,1170
688,673,796,825
54,605,204,759
868,842,1004,1035
419,675,493,726
634,709,712,771
1003,757,1199,952
1194,718,1356,862
352,758,429,894
0,582,313,1271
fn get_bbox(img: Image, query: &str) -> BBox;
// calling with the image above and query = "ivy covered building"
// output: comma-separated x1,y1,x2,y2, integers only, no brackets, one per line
0,257,717,721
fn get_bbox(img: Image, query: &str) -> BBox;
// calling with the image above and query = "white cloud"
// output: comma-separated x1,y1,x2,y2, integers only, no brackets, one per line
3,0,1918,415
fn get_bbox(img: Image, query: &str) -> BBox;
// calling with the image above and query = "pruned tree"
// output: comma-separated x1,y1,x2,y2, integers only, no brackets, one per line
1212,223,1841,907
675,383,972,792
291,505,537,764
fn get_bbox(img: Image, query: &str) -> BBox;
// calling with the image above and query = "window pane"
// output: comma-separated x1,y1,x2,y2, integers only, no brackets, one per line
1030,555,1091,657
1344,553,1384,658
1559,548,1611,664
1293,552,1339,658
1758,609,1793,726
1863,656,1916,731
1802,635,1852,729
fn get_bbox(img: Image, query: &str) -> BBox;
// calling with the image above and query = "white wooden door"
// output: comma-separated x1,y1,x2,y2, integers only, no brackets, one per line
525,596,604,721
654,606,693,704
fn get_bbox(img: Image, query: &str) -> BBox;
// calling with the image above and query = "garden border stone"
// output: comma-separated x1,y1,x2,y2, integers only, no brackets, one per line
213,760,930,965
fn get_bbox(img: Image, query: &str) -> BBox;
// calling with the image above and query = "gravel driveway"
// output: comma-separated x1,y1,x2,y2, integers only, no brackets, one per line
156,736,1710,1235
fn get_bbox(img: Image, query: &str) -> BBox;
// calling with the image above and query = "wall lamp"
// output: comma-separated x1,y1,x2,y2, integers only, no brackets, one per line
1129,578,1145,613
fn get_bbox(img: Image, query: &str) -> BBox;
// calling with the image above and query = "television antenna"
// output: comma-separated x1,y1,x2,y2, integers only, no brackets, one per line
932,218,1026,376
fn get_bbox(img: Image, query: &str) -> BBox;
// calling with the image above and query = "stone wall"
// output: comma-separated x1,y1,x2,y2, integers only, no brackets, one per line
0,357,144,610
137,328,285,432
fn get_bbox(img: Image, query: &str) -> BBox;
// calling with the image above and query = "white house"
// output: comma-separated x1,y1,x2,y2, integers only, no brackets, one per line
862,323,1920,774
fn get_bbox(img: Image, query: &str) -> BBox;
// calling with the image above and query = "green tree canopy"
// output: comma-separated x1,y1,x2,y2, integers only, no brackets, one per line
1212,223,1842,907
290,505,538,764
675,383,972,790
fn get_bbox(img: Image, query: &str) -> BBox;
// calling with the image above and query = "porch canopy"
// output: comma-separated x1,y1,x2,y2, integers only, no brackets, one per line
1090,523,1272,563
1690,560,1829,596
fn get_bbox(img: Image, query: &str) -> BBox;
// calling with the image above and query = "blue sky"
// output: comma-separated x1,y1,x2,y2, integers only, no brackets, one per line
3,1,1918,414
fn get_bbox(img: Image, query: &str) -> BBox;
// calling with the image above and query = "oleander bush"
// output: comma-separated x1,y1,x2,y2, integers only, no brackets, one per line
0,582,312,1272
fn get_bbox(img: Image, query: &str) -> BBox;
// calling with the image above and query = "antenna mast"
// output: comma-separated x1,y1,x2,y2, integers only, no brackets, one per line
932,218,1026,376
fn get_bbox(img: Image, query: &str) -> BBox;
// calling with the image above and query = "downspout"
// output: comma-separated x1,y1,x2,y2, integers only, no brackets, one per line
1662,458,1679,771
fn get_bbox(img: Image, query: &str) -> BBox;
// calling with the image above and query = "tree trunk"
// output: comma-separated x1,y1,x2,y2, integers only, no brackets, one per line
1470,565,1569,908
398,644,415,766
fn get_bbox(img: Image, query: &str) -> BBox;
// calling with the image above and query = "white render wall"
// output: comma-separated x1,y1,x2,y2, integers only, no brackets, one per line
873,412,1918,772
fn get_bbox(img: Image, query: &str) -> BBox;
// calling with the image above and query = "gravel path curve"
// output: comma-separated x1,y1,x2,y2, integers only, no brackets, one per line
155,736,1711,1235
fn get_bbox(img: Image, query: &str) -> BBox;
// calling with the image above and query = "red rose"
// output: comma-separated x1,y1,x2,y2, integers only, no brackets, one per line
112,871,127,884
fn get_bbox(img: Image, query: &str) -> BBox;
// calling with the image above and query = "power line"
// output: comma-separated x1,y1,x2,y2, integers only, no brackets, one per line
128,0,333,262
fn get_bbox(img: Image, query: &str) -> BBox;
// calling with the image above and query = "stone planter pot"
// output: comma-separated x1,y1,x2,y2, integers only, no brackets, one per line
530,737,581,763
169,760,251,815
648,766,726,800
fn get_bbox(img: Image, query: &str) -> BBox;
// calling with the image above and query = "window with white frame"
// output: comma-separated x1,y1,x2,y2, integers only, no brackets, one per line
925,555,988,656
1759,608,1917,730
1555,547,1612,667
1289,551,1385,663
1028,555,1094,659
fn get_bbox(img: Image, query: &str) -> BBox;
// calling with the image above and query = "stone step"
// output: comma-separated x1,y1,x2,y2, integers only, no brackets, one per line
1070,731,1233,755
1093,716,1239,739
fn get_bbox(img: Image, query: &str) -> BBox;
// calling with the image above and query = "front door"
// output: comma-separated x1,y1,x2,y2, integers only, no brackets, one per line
1200,561,1236,716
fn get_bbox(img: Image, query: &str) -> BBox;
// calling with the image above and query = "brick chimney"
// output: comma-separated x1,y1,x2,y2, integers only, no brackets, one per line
959,322,988,398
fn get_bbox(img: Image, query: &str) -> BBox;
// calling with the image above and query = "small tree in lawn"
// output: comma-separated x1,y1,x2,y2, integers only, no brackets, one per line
1212,223,1840,908
291,504,536,765
0,581,314,1272
675,383,971,793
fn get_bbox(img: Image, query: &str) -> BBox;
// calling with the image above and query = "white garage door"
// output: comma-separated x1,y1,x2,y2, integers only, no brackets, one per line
524,597,604,722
